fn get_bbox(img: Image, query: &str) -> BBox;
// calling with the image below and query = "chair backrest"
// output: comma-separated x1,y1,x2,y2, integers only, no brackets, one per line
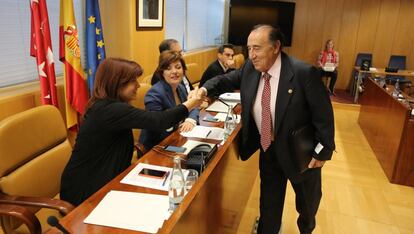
186,63,201,85
0,105,71,198
233,53,245,69
355,53,372,66
387,55,406,80
139,74,154,84
130,83,152,145
352,53,373,80
388,55,406,70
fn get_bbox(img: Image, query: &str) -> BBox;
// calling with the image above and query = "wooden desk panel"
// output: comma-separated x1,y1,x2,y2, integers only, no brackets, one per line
393,120,414,187
358,78,414,186
354,67,414,77
170,144,259,234
58,105,259,233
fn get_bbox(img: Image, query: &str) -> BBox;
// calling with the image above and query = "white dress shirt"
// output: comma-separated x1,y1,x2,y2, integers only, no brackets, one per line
252,53,282,136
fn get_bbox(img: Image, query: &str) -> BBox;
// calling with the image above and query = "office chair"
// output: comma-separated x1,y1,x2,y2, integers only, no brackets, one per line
186,63,201,87
351,53,372,95
130,83,152,161
139,74,154,84
386,55,410,86
233,53,245,69
0,105,74,234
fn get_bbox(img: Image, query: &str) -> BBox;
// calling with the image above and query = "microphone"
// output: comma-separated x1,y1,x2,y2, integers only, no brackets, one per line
47,216,70,234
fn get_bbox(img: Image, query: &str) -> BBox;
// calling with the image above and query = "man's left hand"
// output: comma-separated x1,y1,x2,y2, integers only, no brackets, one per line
308,158,326,168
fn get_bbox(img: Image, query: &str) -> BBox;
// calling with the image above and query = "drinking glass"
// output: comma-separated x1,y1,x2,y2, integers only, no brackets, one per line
184,169,198,193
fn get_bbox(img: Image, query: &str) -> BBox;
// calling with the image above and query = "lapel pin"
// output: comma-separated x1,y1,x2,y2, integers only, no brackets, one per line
288,89,293,94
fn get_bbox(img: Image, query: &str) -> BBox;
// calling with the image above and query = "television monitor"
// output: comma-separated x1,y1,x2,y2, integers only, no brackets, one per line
229,0,295,46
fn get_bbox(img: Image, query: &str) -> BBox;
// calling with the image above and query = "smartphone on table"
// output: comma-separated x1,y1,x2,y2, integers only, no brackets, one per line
203,114,219,122
164,145,187,153
138,168,167,179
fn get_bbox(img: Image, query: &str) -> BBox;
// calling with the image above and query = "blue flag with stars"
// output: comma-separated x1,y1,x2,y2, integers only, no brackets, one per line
86,0,105,94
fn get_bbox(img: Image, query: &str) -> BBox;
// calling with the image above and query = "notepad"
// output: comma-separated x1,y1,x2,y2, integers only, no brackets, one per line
322,62,335,72
180,125,224,140
120,163,171,191
206,100,238,113
84,190,170,233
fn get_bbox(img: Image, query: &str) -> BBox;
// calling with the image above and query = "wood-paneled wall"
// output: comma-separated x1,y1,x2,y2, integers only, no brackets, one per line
284,0,414,90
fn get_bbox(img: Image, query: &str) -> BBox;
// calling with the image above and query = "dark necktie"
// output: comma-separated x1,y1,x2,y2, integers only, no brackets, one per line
261,72,272,152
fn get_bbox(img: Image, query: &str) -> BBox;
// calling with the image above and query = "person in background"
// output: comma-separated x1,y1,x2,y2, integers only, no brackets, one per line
151,39,193,92
140,51,199,151
199,44,236,87
317,39,339,95
60,58,202,206
199,25,335,234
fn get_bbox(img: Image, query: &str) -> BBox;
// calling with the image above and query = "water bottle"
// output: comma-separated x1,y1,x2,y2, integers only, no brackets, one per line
168,156,185,211
223,105,236,140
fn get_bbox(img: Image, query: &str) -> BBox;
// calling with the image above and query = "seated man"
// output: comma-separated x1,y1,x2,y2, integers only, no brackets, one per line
151,39,193,92
199,44,235,87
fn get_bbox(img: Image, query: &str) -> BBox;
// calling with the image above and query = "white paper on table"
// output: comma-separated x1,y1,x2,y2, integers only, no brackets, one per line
214,113,241,123
84,190,169,233
180,125,224,140
369,67,377,72
219,92,241,102
121,163,171,191
181,140,217,155
205,100,238,113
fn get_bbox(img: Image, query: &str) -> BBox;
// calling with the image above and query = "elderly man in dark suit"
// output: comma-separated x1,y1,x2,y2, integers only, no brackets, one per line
199,25,335,234
199,44,235,87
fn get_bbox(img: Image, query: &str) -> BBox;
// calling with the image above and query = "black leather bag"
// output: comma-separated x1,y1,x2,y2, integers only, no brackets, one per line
185,144,217,174
289,124,316,173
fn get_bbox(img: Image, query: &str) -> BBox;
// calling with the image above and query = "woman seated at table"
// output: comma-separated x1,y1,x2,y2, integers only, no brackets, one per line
60,58,202,206
317,39,339,95
139,51,200,151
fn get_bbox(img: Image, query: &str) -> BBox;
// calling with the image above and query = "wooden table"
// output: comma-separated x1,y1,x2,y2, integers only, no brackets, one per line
56,104,259,233
353,67,414,103
358,78,414,186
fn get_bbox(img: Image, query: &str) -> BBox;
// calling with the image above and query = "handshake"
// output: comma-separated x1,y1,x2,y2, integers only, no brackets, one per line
183,87,208,111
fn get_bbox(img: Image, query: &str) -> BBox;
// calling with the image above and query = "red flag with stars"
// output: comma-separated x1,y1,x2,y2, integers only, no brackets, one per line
30,0,59,107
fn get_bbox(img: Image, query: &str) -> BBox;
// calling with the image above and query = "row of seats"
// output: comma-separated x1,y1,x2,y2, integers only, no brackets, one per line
354,53,409,81
352,53,410,94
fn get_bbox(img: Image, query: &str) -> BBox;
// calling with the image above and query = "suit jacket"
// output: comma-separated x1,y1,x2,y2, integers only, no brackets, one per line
199,59,235,87
139,80,199,150
203,52,335,182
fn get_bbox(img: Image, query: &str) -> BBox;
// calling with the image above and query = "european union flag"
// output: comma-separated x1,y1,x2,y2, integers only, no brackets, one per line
86,0,105,94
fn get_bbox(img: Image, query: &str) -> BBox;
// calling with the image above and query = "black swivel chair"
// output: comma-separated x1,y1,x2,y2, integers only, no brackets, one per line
351,53,372,95
386,55,411,87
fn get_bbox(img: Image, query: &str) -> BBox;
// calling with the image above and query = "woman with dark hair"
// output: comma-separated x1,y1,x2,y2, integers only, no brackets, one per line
317,39,339,95
60,58,201,206
139,51,199,151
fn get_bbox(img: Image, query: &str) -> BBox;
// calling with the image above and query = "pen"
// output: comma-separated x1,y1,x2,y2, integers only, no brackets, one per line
205,130,212,138
162,171,170,186
217,98,229,107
